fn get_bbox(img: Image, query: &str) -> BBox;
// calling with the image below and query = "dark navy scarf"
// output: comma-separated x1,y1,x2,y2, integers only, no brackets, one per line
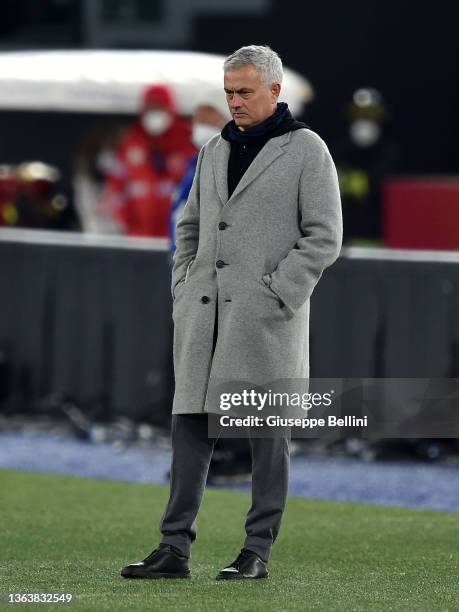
221,102,307,144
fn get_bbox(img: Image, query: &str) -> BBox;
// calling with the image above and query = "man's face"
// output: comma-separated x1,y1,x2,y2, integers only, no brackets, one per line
224,64,281,129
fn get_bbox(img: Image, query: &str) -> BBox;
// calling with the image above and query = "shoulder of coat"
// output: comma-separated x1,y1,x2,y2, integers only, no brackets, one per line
198,132,224,161
192,133,223,167
291,127,327,148
290,128,331,159
204,132,224,151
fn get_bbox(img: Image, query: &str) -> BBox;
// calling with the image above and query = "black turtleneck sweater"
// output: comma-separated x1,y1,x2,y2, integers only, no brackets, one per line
221,102,308,198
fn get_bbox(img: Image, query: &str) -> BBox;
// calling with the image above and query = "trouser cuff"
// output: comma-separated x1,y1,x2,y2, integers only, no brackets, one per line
243,536,271,563
160,533,192,559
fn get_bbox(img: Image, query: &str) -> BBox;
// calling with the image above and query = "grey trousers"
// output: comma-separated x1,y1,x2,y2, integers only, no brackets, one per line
159,413,290,562
161,298,290,562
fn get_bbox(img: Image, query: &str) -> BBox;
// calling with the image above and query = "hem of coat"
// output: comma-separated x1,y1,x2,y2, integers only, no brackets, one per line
172,403,211,414
172,407,229,416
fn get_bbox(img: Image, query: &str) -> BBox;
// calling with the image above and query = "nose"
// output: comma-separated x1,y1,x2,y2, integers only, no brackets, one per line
230,93,244,109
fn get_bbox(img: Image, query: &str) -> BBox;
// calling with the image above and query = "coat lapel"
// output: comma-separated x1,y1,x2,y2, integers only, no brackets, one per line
212,131,291,207
213,137,230,205
228,132,290,205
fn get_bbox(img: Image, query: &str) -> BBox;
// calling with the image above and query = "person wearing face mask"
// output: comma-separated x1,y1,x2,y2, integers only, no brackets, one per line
99,84,196,237
332,87,400,244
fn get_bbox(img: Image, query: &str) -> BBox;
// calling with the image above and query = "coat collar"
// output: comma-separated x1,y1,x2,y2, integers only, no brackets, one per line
213,131,292,207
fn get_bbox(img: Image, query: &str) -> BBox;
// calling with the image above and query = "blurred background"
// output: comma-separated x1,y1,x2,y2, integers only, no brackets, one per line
1,0,459,506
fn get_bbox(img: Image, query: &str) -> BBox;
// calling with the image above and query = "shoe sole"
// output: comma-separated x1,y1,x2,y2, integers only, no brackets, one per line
215,573,269,581
121,570,191,579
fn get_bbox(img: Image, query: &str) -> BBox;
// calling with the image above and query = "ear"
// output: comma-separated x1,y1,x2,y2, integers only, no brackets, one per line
271,82,281,101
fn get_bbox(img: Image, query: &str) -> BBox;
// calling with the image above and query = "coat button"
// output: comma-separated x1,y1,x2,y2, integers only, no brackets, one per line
218,221,228,230
201,296,210,304
216,260,226,268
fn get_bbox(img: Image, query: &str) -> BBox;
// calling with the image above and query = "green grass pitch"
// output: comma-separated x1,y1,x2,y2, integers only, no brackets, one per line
1,469,458,611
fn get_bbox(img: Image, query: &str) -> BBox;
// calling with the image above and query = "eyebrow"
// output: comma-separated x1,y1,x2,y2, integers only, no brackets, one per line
224,88,253,94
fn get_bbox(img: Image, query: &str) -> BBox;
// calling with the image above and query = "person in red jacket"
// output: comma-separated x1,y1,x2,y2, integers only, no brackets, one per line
100,84,196,237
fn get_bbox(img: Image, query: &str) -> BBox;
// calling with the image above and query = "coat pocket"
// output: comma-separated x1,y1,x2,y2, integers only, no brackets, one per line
173,257,195,302
184,257,195,282
260,274,286,309
173,277,186,301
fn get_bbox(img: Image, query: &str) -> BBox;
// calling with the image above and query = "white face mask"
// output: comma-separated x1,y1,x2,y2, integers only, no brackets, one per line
349,119,381,148
141,110,172,136
192,123,220,149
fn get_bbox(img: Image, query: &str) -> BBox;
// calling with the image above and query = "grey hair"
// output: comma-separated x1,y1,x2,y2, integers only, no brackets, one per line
223,45,283,87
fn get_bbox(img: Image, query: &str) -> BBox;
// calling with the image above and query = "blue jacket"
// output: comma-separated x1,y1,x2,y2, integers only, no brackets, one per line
169,153,198,261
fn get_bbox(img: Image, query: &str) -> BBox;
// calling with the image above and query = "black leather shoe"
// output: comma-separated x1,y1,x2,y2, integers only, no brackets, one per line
216,548,269,580
121,544,191,579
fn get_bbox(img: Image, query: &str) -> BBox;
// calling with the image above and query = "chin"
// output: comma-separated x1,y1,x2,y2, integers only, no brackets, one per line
234,117,253,129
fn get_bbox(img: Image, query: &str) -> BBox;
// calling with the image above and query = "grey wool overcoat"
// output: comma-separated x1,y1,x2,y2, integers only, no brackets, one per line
171,127,343,415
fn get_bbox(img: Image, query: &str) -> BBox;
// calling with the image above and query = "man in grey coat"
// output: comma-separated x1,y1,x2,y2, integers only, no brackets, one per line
121,45,343,581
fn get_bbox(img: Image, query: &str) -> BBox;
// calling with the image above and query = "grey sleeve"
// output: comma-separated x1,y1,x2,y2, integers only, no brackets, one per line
269,133,343,315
